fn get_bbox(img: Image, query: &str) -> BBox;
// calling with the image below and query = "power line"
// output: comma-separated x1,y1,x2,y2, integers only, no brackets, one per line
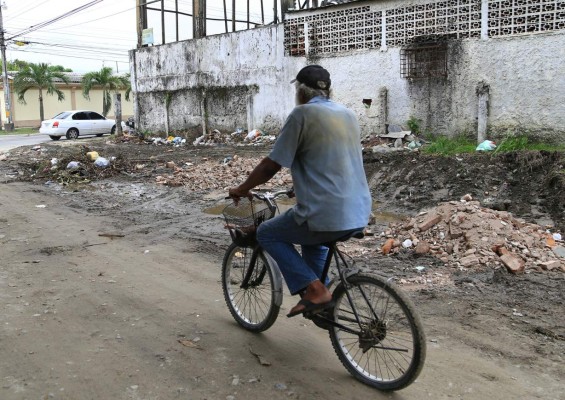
7,0,104,41
6,0,51,21
22,41,133,56
11,47,130,63
44,5,135,31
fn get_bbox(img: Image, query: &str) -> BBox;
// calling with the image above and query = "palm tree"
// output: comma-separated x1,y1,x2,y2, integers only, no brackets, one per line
81,67,124,117
13,63,70,123
120,73,132,102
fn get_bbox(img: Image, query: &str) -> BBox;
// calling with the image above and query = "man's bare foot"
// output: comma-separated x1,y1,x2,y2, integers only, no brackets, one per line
288,280,332,316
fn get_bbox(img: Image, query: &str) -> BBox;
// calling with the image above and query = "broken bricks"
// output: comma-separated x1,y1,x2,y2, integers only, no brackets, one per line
382,200,563,274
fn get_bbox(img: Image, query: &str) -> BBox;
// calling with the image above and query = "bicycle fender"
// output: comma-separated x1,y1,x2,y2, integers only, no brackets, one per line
261,251,284,307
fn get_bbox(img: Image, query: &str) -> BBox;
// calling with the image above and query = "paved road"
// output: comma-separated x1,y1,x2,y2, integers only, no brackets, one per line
0,133,53,152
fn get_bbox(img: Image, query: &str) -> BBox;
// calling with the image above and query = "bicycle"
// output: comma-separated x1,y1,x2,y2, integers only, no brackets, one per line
221,190,426,391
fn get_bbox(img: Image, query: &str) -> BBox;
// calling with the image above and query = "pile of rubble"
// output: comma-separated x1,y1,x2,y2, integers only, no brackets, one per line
193,129,276,146
362,125,423,153
155,155,292,191
379,196,564,274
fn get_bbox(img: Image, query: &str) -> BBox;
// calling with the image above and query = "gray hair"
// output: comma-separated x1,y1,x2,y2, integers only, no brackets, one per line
295,82,331,104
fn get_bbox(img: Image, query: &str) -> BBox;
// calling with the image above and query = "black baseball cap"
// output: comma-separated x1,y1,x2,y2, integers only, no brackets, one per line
291,65,331,90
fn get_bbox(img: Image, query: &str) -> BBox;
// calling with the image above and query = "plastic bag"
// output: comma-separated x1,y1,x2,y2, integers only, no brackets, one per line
66,161,80,170
94,157,110,168
476,140,497,151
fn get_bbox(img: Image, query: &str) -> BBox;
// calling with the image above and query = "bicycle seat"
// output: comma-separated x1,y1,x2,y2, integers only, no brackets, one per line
321,230,364,247
338,230,365,241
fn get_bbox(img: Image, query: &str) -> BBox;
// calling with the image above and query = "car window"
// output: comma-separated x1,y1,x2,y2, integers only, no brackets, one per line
53,112,71,119
72,112,89,121
88,112,105,120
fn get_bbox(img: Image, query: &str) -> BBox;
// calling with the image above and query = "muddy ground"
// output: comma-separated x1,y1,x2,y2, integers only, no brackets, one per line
0,137,563,400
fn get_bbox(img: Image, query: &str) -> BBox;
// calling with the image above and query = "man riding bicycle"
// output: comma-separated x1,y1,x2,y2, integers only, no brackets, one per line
228,65,371,318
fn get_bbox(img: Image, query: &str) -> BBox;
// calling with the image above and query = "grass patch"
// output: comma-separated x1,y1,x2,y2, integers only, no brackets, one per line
423,136,476,155
423,135,565,155
0,127,39,135
493,136,565,152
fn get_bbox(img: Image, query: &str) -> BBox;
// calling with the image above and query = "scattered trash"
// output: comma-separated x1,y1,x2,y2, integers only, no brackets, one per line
178,339,201,349
402,239,413,248
66,161,80,170
461,194,473,202
415,266,426,272
50,158,58,166
274,383,287,391
98,233,125,239
552,233,562,241
194,128,275,146
476,140,497,151
86,151,100,161
35,205,46,208
244,129,263,142
407,140,422,150
249,346,271,366
94,157,110,168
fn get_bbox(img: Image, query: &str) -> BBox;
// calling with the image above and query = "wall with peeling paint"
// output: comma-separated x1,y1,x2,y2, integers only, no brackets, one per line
131,24,565,142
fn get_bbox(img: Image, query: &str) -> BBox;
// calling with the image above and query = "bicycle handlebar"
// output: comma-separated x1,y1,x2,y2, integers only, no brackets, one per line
251,188,294,212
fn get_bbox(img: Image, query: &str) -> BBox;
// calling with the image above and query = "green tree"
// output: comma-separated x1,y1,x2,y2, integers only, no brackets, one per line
120,73,132,101
13,63,70,123
81,67,124,117
49,65,73,72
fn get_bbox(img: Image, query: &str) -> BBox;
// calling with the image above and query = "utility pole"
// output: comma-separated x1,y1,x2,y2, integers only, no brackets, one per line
193,0,206,39
0,2,14,131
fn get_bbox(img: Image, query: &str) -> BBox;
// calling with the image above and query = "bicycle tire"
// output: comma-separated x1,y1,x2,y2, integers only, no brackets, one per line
221,242,280,332
329,273,426,391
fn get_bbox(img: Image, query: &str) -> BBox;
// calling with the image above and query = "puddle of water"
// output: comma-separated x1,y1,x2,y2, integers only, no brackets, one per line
205,199,403,224
203,198,297,216
203,203,228,215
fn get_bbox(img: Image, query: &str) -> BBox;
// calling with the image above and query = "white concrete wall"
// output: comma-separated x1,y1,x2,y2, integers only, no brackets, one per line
131,21,565,142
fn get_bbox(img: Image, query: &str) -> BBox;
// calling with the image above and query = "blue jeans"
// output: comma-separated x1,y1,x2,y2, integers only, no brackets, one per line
256,209,361,295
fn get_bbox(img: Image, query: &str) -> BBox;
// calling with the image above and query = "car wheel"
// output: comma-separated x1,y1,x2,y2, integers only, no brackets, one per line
111,125,116,135
49,136,61,141
66,128,79,140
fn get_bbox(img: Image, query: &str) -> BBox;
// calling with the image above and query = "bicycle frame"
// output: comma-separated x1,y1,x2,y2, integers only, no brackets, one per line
312,243,385,337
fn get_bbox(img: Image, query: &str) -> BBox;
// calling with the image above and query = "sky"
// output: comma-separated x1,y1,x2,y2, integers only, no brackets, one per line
3,0,280,73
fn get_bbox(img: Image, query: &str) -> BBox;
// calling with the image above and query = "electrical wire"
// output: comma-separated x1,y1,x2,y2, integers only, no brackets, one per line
6,0,51,21
7,0,104,40
11,47,130,63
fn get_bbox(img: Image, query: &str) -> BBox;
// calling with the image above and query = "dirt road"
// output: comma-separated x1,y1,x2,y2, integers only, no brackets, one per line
1,180,562,400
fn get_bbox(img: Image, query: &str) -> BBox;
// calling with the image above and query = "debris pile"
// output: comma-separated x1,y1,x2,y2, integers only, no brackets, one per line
362,125,423,153
11,146,128,185
193,129,276,146
155,155,292,191
380,196,564,274
151,136,187,146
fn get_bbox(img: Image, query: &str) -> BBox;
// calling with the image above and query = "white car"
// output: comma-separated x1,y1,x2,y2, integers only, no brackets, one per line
39,110,126,141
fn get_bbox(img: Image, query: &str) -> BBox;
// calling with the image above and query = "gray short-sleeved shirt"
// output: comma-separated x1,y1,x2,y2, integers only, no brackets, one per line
268,96,372,231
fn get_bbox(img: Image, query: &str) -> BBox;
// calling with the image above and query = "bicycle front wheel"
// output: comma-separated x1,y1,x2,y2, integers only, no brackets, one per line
329,273,426,391
222,243,280,332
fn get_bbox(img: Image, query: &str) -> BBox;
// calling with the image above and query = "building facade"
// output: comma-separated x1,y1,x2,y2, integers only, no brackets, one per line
130,0,565,142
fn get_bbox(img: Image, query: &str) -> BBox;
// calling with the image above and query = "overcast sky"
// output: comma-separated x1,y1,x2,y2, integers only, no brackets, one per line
4,0,279,73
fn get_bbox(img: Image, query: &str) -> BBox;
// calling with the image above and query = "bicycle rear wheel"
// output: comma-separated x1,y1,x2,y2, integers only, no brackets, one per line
222,243,280,332
329,273,426,391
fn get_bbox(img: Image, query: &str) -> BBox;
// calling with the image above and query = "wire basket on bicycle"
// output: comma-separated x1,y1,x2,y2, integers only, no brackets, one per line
223,199,275,247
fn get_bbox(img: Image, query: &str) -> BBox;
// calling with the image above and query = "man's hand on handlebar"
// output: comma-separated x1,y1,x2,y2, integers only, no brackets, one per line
228,186,252,204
